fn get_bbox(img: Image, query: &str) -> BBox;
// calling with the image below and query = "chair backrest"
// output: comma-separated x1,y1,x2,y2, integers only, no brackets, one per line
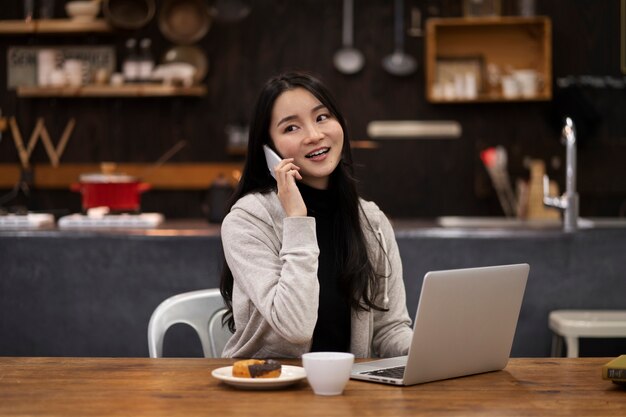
147,288,232,358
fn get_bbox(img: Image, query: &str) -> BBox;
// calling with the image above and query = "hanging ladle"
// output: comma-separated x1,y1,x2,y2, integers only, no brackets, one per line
333,0,364,75
382,0,417,76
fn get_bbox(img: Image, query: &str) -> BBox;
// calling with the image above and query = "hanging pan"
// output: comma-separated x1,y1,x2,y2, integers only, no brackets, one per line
159,0,212,45
103,0,155,30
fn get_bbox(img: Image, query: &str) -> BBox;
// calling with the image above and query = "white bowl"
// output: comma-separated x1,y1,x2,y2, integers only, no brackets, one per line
65,1,101,21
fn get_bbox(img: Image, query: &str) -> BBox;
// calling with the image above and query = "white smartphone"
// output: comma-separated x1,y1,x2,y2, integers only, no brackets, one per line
263,145,282,179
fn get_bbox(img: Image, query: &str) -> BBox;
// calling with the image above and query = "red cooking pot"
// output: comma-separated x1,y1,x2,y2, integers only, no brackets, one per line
71,172,151,212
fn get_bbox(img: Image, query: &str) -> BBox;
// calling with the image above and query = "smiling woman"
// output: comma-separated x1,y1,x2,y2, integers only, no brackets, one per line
268,88,344,190
218,71,413,359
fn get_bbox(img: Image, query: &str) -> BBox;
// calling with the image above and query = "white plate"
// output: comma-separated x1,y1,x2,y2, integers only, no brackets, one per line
211,365,307,390
161,45,209,82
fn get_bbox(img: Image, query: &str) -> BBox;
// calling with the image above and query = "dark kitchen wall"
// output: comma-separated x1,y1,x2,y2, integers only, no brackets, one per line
1,0,625,219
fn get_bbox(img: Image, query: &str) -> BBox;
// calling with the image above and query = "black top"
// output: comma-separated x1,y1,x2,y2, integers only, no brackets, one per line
297,182,351,352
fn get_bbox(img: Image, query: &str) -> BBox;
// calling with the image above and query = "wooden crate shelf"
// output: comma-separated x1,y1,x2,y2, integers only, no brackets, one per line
425,16,552,103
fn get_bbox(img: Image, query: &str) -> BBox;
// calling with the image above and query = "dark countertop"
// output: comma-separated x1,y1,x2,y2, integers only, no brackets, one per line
2,218,626,358
2,217,612,238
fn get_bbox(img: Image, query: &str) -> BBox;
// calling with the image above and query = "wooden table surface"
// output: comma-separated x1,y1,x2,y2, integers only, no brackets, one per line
0,357,624,416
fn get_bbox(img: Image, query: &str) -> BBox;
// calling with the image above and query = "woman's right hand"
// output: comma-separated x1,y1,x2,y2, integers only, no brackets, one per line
275,158,307,217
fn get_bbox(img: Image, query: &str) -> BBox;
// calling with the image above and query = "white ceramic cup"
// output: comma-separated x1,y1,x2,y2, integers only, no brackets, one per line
501,75,520,99
301,352,354,396
37,49,60,86
48,69,67,86
63,59,83,86
513,69,539,98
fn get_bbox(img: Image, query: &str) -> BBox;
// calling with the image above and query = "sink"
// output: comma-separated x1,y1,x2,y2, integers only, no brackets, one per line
584,218,626,228
436,217,626,229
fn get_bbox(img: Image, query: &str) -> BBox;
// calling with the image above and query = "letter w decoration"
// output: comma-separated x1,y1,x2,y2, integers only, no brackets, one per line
9,117,75,169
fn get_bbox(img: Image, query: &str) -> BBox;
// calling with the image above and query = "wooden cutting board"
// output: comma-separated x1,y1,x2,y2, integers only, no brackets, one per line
526,159,560,220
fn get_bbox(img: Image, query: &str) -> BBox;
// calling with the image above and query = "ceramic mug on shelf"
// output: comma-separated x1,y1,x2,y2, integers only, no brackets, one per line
63,59,84,86
37,49,61,86
513,69,540,98
501,75,520,99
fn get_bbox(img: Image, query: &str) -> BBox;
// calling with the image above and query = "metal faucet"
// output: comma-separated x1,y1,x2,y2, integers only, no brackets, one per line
543,117,579,232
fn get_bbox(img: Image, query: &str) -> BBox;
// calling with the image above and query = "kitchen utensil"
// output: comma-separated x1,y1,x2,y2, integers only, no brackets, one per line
63,59,83,86
526,159,560,220
210,0,251,22
367,120,462,139
407,7,423,37
463,0,501,17
159,0,211,44
513,69,539,98
24,0,34,22
480,146,517,217
40,0,56,19
37,49,60,87
161,46,209,83
382,0,417,76
65,1,101,21
103,0,155,29
71,171,150,212
518,0,535,16
72,141,184,215
333,0,364,75
151,63,196,86
140,140,187,179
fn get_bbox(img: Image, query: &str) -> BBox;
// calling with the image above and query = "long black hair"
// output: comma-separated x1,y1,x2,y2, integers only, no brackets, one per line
220,71,387,332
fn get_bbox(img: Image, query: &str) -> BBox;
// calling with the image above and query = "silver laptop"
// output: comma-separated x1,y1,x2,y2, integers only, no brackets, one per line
351,263,529,386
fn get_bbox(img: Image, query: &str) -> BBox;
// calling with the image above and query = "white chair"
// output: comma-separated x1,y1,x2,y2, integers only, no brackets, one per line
148,288,233,358
548,310,626,358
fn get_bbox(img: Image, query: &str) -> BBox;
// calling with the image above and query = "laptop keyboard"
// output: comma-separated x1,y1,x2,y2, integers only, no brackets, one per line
362,365,405,379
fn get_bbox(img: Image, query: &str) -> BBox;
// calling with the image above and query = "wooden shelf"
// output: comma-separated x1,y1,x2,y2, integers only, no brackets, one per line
425,16,552,103
0,163,243,190
0,19,112,34
226,140,379,156
16,84,208,98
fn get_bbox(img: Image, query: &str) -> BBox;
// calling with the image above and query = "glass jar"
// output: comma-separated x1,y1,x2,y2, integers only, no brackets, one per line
518,0,536,16
463,0,501,17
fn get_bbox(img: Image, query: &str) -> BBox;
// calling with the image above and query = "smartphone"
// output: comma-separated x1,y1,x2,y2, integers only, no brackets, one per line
263,145,282,179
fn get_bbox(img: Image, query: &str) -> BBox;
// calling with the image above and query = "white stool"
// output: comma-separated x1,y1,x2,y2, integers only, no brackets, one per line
548,310,626,358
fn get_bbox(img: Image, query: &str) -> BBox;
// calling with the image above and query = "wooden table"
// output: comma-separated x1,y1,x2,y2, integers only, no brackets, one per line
0,357,623,416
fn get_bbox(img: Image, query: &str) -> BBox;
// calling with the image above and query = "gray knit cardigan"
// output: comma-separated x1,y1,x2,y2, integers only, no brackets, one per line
220,191,412,358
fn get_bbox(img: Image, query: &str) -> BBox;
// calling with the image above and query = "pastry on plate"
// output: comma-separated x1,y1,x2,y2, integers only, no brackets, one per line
232,359,282,378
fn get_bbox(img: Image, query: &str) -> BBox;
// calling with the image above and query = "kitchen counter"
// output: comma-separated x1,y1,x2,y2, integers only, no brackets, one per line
2,219,626,357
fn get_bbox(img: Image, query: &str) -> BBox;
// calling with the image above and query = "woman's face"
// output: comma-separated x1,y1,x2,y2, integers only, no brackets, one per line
268,87,344,190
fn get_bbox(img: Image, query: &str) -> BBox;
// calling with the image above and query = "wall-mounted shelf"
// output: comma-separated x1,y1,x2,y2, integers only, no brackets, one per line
226,140,378,156
0,163,243,190
425,16,552,103
0,19,112,34
16,85,207,98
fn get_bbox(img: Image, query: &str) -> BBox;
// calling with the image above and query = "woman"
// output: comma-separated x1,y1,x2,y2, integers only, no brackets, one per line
220,71,412,358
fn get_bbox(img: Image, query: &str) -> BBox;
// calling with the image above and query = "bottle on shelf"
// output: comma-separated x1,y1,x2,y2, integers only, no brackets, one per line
122,38,140,83
138,38,155,83
24,0,34,22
